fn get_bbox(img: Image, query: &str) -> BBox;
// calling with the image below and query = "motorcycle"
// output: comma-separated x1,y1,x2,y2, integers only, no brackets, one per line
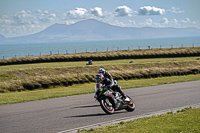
94,84,135,114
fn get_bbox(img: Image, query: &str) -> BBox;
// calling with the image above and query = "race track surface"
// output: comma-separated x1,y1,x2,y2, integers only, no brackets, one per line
0,80,200,133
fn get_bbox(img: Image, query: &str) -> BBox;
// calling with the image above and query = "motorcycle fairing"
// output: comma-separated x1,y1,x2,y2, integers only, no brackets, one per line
104,90,114,98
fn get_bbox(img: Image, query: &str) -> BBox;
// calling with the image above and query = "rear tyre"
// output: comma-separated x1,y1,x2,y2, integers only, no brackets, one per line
125,95,135,112
100,98,114,114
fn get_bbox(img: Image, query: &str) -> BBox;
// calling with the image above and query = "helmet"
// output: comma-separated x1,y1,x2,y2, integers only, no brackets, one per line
95,73,103,83
98,68,106,74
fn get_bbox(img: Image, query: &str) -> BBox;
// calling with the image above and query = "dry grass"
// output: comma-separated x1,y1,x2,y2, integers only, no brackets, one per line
0,47,199,65
0,58,200,92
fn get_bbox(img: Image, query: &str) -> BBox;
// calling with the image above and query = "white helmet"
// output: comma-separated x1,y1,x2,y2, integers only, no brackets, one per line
98,68,105,74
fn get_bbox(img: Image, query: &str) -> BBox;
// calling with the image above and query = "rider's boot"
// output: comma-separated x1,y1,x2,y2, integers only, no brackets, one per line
119,87,130,102
124,96,130,102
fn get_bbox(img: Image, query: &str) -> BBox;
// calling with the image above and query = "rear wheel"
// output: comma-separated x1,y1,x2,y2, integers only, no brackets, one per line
125,95,135,112
100,98,114,114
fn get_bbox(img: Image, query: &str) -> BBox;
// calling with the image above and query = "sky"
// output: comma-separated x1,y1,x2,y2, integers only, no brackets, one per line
0,0,200,38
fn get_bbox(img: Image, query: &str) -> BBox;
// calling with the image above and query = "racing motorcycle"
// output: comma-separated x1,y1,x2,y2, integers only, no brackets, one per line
94,84,135,114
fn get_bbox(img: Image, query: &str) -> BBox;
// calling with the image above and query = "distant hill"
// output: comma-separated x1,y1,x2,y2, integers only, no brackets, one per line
0,34,6,39
0,34,6,41
1,19,200,44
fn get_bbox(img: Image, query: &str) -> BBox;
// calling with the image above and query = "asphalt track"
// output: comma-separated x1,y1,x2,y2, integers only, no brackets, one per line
0,80,200,133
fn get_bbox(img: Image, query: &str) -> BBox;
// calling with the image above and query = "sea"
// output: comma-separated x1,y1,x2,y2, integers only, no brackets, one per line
0,36,200,59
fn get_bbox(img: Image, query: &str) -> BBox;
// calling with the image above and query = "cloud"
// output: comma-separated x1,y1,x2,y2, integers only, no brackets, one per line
144,18,153,25
0,9,58,37
167,7,184,13
113,20,127,27
36,9,42,14
181,18,190,24
159,18,178,27
14,10,35,25
129,20,136,25
0,15,13,25
159,17,199,28
160,18,169,24
115,5,132,17
64,8,88,19
138,6,165,15
44,11,48,14
38,13,57,22
65,21,75,25
172,19,178,24
91,7,103,17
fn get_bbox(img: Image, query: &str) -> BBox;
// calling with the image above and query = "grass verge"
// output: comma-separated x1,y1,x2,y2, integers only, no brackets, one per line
0,74,199,105
78,107,200,133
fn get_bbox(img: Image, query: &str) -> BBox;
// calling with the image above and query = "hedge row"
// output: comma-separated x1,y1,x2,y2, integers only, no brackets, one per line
0,47,200,66
1,69,199,93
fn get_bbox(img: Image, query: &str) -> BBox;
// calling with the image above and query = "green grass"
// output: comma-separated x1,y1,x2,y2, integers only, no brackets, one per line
0,74,199,105
0,57,199,70
78,107,200,133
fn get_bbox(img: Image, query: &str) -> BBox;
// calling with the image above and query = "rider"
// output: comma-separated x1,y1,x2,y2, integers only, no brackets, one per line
97,68,130,102
86,60,92,65
94,73,104,99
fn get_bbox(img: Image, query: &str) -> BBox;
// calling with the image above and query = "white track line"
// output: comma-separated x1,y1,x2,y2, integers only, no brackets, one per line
58,103,200,133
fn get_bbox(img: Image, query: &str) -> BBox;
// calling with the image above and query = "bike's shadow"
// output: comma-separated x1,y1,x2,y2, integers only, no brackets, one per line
63,104,126,118
72,104,100,109
64,111,126,118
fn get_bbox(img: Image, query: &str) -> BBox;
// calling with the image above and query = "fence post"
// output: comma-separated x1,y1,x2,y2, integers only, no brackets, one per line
75,49,76,53
66,50,68,54
107,47,108,51
138,46,140,49
148,46,150,49
96,48,97,52
128,47,129,50
58,51,59,54
40,52,41,56
50,51,52,55
171,45,173,48
3,56,4,60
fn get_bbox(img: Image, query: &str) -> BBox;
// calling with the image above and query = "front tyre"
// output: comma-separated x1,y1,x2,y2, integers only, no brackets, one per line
125,95,135,112
100,98,114,114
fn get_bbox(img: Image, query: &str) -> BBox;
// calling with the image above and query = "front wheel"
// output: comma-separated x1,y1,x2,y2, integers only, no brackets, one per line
100,98,114,114
125,95,135,112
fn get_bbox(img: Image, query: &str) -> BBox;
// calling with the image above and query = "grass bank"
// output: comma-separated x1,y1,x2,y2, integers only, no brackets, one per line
0,74,199,105
0,56,200,92
78,107,200,133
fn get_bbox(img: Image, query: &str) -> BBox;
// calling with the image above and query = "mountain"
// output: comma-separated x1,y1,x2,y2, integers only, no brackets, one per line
0,34,6,40
0,34,6,39
2,19,200,44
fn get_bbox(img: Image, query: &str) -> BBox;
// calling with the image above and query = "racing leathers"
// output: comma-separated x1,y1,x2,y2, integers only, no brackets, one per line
101,72,127,100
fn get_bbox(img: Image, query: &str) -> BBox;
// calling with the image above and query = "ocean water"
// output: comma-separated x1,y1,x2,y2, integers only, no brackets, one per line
0,36,200,59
